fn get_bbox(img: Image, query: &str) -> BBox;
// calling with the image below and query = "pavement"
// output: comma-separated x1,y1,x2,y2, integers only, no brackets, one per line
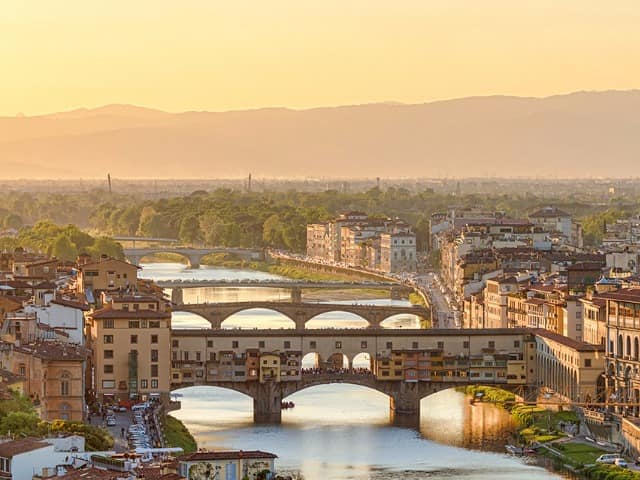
90,410,135,453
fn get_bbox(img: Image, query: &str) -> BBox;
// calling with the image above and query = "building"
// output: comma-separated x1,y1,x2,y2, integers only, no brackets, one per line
177,450,277,480
603,288,640,416
535,329,605,402
87,292,171,404
484,276,524,329
7,342,89,421
0,438,56,480
76,257,140,299
581,294,607,346
528,206,583,248
379,232,417,273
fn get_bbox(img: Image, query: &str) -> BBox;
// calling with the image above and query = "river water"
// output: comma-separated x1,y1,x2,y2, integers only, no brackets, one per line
141,263,561,480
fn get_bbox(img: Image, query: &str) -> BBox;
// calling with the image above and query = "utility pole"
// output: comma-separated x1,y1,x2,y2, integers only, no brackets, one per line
107,173,112,194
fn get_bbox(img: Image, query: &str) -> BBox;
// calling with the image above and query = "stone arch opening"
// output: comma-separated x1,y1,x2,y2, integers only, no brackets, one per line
221,308,296,329
352,352,373,372
137,251,194,266
171,311,212,329
627,335,632,357
379,313,422,329
301,352,323,371
635,337,639,360
326,352,350,371
170,385,254,424
618,334,624,356
305,310,370,329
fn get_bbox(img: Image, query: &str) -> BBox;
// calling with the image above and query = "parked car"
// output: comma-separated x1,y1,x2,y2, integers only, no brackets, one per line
596,454,622,464
106,416,117,427
614,458,628,468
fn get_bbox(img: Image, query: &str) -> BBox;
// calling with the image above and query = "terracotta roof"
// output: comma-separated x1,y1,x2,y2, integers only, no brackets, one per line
57,466,123,480
0,438,50,458
534,329,604,352
178,450,277,462
78,258,140,270
599,288,640,302
0,368,24,385
51,297,90,311
90,308,170,320
14,342,90,361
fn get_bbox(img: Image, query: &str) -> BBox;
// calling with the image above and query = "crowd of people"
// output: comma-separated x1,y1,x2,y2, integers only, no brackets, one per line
301,367,373,375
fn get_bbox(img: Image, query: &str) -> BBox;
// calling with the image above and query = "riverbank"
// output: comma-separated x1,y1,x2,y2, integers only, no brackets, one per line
462,386,640,478
162,415,197,454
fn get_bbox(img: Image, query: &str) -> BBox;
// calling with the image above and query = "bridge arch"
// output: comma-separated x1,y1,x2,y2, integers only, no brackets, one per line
305,310,370,329
220,308,296,329
133,249,199,268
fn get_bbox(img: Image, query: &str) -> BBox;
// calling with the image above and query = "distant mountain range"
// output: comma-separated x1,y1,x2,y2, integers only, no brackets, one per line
1,90,639,179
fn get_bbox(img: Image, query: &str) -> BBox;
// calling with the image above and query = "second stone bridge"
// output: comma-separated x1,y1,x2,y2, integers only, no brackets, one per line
173,301,431,329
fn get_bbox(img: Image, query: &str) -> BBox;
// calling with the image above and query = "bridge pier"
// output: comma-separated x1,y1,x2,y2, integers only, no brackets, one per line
253,382,283,424
389,382,421,428
291,287,302,303
171,287,184,305
187,254,204,269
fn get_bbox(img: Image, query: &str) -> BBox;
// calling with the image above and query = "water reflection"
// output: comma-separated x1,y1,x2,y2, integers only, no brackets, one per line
144,263,559,479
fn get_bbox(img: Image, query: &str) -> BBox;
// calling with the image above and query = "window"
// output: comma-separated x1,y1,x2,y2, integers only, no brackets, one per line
585,359,592,367
19,364,26,376
284,341,291,349
130,335,138,344
172,352,177,361
386,342,393,349
103,335,114,344
133,304,140,311
488,341,495,349
151,379,158,389
361,341,368,349
151,335,158,344
102,380,115,389
183,352,189,361
122,304,129,311
437,341,444,349
335,341,342,349
514,340,520,348
104,365,113,374
104,350,113,359
148,303,155,310
151,365,158,377
60,371,71,396
576,324,582,331
412,341,418,349
232,341,239,348
172,340,179,348
128,320,140,328
103,319,114,329
463,341,469,349
310,341,317,349
149,321,160,328
195,352,201,361
207,340,213,348
259,341,265,348
141,379,148,388
151,350,159,362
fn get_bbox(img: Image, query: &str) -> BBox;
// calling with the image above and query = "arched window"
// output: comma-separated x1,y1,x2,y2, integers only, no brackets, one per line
59,402,71,421
60,371,71,397
618,335,624,357
627,336,632,357
634,338,639,360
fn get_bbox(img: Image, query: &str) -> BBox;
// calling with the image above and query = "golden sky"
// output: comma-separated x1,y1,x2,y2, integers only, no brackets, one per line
2,0,639,116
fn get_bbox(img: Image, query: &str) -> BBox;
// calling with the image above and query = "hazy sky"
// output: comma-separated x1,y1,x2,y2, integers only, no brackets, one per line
2,0,639,116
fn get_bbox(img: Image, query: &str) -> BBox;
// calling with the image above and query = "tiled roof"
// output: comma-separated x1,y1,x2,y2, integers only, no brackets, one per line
0,438,50,458
14,342,90,361
534,329,604,352
51,297,90,311
90,308,170,320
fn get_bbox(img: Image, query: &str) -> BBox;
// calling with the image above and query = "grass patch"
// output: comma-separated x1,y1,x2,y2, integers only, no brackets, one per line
464,385,516,405
163,415,197,454
554,442,608,465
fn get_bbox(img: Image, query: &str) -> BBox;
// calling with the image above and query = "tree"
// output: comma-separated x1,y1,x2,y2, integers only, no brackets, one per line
0,411,40,436
262,214,284,247
199,212,226,246
3,213,23,230
178,215,201,245
89,237,124,260
50,234,78,261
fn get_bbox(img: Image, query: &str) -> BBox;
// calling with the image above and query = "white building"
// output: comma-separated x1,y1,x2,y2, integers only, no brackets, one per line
22,295,88,345
178,450,277,480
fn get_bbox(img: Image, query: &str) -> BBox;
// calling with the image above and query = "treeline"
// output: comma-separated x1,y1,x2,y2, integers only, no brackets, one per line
0,221,124,261
0,391,113,451
1,188,639,251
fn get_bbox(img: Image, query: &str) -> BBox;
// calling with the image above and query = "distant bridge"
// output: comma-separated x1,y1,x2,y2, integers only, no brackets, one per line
123,247,264,268
158,280,400,289
173,300,430,329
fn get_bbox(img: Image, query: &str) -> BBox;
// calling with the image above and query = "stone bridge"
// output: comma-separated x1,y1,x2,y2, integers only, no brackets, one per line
123,247,263,268
173,301,430,329
169,327,537,424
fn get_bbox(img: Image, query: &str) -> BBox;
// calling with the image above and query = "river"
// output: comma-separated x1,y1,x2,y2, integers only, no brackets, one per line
141,262,561,480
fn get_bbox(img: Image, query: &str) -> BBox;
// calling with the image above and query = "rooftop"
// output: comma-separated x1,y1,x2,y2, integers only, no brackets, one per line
534,328,604,352
0,438,50,458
